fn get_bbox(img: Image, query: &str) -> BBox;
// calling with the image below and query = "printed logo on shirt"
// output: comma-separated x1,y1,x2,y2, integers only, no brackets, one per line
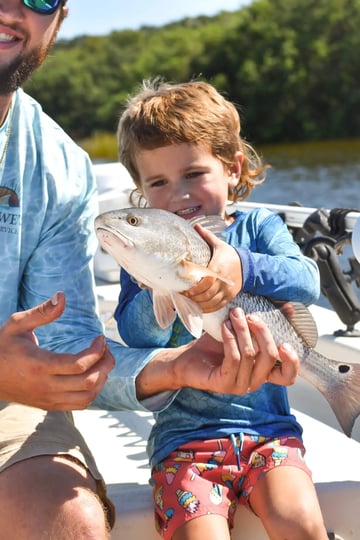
0,187,20,235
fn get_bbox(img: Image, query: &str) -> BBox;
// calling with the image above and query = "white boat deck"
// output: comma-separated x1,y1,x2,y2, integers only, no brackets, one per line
73,287,360,539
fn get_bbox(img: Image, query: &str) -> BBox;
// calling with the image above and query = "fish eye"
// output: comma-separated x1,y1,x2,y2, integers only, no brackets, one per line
338,364,350,374
127,214,140,226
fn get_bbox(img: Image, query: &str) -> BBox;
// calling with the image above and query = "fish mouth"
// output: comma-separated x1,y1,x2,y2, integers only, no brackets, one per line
95,226,135,249
175,206,201,219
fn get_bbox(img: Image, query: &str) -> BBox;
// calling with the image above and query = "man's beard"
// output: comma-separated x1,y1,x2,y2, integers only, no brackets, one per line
0,35,57,96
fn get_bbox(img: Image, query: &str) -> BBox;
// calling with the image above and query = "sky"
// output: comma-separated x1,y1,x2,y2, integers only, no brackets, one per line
59,0,251,39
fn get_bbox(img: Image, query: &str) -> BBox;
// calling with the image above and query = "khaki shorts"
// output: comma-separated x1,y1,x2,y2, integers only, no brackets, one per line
0,402,115,528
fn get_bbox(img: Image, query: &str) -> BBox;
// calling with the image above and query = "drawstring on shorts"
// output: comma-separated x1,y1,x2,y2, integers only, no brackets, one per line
230,433,245,470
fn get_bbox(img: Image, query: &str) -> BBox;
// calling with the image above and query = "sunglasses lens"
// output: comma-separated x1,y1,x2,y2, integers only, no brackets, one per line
23,0,61,14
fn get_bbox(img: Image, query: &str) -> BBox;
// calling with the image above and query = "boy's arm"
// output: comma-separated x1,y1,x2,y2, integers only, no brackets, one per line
239,212,320,304
186,211,320,312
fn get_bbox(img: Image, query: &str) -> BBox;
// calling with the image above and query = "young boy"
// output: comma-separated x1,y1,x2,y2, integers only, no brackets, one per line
115,79,327,540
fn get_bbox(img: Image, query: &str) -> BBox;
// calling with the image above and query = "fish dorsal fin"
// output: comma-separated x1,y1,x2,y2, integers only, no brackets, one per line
272,300,318,348
188,215,227,238
180,259,234,287
170,292,204,338
153,292,177,329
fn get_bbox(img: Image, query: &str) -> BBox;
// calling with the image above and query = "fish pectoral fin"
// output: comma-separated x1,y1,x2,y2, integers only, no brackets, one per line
179,260,234,287
272,300,318,348
153,292,177,329
171,292,204,339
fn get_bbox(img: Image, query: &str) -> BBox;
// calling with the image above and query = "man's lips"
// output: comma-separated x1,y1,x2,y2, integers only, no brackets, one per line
0,25,22,45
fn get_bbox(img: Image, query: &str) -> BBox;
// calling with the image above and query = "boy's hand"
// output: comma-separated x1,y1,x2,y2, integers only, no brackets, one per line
184,225,243,313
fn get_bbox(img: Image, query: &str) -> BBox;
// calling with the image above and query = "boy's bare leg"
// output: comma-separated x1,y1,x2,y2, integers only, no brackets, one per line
250,466,328,540
173,514,230,540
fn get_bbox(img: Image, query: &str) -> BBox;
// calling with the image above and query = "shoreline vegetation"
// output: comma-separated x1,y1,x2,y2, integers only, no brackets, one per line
82,132,360,166
26,0,360,158
81,132,118,162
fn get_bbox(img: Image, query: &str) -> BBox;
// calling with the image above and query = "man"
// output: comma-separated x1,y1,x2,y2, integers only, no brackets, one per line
0,1,300,539
0,1,116,538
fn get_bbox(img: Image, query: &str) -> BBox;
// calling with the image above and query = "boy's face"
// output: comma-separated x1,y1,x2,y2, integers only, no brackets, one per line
136,143,238,219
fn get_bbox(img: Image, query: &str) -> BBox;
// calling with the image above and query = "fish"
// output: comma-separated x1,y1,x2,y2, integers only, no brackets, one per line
95,207,360,438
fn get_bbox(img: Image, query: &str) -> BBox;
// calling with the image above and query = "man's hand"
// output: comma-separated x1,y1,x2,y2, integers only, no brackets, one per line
184,225,243,313
0,293,114,410
136,307,299,400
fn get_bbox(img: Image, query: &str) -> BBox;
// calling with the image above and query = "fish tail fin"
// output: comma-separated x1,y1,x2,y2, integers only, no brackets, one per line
316,354,360,437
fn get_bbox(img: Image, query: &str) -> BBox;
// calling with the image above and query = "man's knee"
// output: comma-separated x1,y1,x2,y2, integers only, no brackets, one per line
53,486,110,540
0,456,111,540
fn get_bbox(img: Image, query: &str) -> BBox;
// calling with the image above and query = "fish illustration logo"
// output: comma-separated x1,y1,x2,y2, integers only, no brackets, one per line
0,187,19,207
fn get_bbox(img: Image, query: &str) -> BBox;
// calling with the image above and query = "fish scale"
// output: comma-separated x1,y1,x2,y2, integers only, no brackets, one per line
95,207,360,437
207,291,352,393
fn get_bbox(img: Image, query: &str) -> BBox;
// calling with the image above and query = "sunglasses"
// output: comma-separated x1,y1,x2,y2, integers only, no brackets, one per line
22,0,63,15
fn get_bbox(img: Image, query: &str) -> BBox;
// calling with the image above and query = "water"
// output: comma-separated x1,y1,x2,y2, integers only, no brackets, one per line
249,139,360,210
246,139,360,316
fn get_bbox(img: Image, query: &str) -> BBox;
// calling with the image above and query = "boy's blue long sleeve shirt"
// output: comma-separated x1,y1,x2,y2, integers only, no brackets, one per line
116,209,320,347
113,209,320,467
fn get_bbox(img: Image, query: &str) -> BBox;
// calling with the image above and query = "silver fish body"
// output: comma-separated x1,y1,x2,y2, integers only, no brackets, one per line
204,293,360,438
95,207,360,437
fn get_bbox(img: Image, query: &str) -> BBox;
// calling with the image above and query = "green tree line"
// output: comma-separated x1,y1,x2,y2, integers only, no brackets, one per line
25,0,360,148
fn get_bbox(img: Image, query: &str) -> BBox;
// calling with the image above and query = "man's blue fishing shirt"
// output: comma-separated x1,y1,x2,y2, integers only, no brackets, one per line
0,89,162,411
